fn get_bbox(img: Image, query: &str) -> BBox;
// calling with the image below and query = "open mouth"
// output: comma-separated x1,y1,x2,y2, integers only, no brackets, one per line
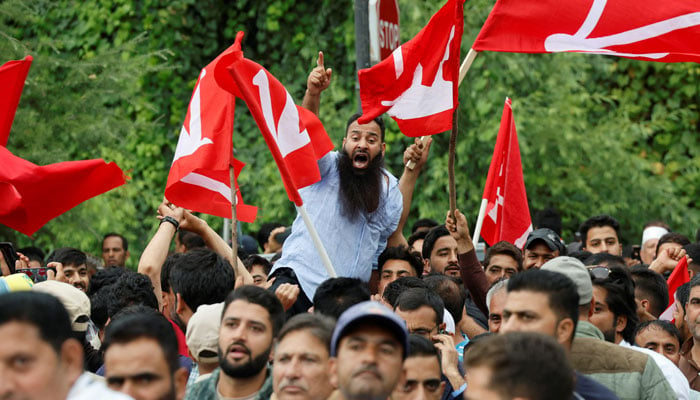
352,152,369,168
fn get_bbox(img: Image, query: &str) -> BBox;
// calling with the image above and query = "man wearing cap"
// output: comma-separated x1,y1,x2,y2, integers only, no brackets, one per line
640,223,670,265
329,301,408,400
186,303,223,384
540,257,681,399
523,228,566,270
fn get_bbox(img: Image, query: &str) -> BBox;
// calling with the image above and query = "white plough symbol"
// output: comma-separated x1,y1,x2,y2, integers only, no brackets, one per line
544,0,700,59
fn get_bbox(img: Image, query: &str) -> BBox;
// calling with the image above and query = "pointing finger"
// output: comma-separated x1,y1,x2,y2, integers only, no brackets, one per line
317,51,324,68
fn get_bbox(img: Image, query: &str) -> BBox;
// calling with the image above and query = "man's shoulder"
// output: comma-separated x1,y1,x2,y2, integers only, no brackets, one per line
571,337,650,373
185,369,219,400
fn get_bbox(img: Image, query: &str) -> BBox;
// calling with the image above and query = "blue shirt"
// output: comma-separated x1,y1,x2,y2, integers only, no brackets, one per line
272,151,402,299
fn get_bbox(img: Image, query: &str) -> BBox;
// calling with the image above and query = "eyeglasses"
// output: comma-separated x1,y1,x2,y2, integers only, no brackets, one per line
588,266,610,280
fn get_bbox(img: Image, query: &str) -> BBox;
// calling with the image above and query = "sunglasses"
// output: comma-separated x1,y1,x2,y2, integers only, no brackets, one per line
587,266,610,280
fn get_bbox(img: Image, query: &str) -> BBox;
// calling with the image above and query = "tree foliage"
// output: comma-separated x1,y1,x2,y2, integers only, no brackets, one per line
1,0,697,259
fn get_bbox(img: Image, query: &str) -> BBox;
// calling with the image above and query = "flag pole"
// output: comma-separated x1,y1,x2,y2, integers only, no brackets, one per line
229,164,239,265
296,204,337,278
471,199,488,245
406,48,478,170
448,106,458,218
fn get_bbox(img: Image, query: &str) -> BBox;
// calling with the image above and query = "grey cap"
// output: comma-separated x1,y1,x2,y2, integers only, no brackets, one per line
541,257,592,306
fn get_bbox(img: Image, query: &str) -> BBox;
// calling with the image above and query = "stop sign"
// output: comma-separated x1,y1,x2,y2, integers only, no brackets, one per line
369,0,400,64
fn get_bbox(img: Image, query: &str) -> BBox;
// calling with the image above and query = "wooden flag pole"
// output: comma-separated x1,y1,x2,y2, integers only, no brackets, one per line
406,48,479,170
448,106,459,218
229,165,239,266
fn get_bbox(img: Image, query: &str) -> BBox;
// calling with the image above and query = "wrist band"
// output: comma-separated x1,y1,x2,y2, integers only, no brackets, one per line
452,383,467,397
160,216,179,230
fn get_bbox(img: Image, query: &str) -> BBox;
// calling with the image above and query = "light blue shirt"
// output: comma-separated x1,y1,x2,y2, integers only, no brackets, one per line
272,151,402,300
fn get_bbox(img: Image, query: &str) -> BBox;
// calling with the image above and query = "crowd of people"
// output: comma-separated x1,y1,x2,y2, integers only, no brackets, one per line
0,59,699,400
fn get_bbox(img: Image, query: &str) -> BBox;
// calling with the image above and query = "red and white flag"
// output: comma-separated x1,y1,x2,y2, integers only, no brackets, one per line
357,0,463,137
480,98,532,248
0,146,126,236
165,38,257,222
660,256,690,321
0,56,33,147
215,32,333,206
473,0,700,63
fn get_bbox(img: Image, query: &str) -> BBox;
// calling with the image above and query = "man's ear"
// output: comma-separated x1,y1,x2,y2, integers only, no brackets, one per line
555,318,575,345
174,367,188,400
640,299,651,313
381,142,386,156
329,357,339,388
615,315,628,334
125,250,131,261
60,339,85,382
587,298,595,318
423,259,431,275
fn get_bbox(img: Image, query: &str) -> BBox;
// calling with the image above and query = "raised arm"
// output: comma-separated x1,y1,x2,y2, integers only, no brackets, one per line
387,137,432,248
138,199,183,311
301,51,332,116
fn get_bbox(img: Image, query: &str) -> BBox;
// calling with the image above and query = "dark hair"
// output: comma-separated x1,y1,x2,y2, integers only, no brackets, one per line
160,253,183,293
378,246,424,277
656,233,691,256
687,243,700,273
407,230,428,250
382,276,428,307
484,241,523,271
422,226,450,259
169,248,235,312
17,246,44,265
579,215,620,244
277,313,335,350
629,266,669,318
634,320,682,348
346,112,385,142
256,222,284,251
48,247,87,267
568,250,592,263
87,267,126,297
583,253,626,268
593,266,638,343
107,271,159,318
103,233,128,251
464,332,575,400
678,282,691,312
313,277,370,320
90,286,111,330
103,307,179,373
0,291,73,353
244,255,272,276
412,218,439,234
507,269,579,331
394,287,444,328
177,231,205,251
422,274,465,325
407,334,440,362
224,285,285,336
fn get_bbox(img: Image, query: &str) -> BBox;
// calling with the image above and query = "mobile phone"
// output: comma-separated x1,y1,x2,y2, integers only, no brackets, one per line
21,267,51,283
0,242,18,275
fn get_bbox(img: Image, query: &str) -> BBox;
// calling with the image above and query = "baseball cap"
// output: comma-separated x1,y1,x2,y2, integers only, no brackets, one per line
33,280,91,332
186,302,223,364
541,257,592,305
330,301,409,358
525,228,566,254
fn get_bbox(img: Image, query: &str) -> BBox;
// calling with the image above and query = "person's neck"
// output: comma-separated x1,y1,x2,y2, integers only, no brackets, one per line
217,368,267,398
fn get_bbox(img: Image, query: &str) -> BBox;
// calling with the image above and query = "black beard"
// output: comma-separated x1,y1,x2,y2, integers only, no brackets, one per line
337,149,384,219
218,344,271,378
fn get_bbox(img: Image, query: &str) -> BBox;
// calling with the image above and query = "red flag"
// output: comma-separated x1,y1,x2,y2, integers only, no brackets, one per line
0,56,33,147
165,37,257,222
659,256,690,321
473,0,700,63
0,146,126,236
480,98,532,248
215,32,333,206
357,0,463,137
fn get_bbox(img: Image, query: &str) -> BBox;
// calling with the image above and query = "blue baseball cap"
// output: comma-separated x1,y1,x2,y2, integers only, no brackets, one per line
330,300,409,358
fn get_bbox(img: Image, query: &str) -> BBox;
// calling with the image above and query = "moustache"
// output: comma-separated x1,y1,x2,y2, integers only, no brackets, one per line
352,365,382,380
226,342,251,356
278,378,308,392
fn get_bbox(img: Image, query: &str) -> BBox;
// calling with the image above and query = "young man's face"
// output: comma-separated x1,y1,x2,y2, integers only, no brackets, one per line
63,263,89,293
427,236,460,278
484,254,519,285
249,264,268,287
584,226,622,256
273,329,333,400
102,236,129,267
589,285,622,344
523,242,558,270
104,337,186,400
342,120,385,170
0,321,81,400
218,299,274,379
394,305,439,341
379,260,416,295
330,323,405,400
500,290,571,346
392,355,445,400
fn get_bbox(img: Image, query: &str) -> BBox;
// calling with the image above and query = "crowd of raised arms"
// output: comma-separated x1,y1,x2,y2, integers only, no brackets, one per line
1,62,699,400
